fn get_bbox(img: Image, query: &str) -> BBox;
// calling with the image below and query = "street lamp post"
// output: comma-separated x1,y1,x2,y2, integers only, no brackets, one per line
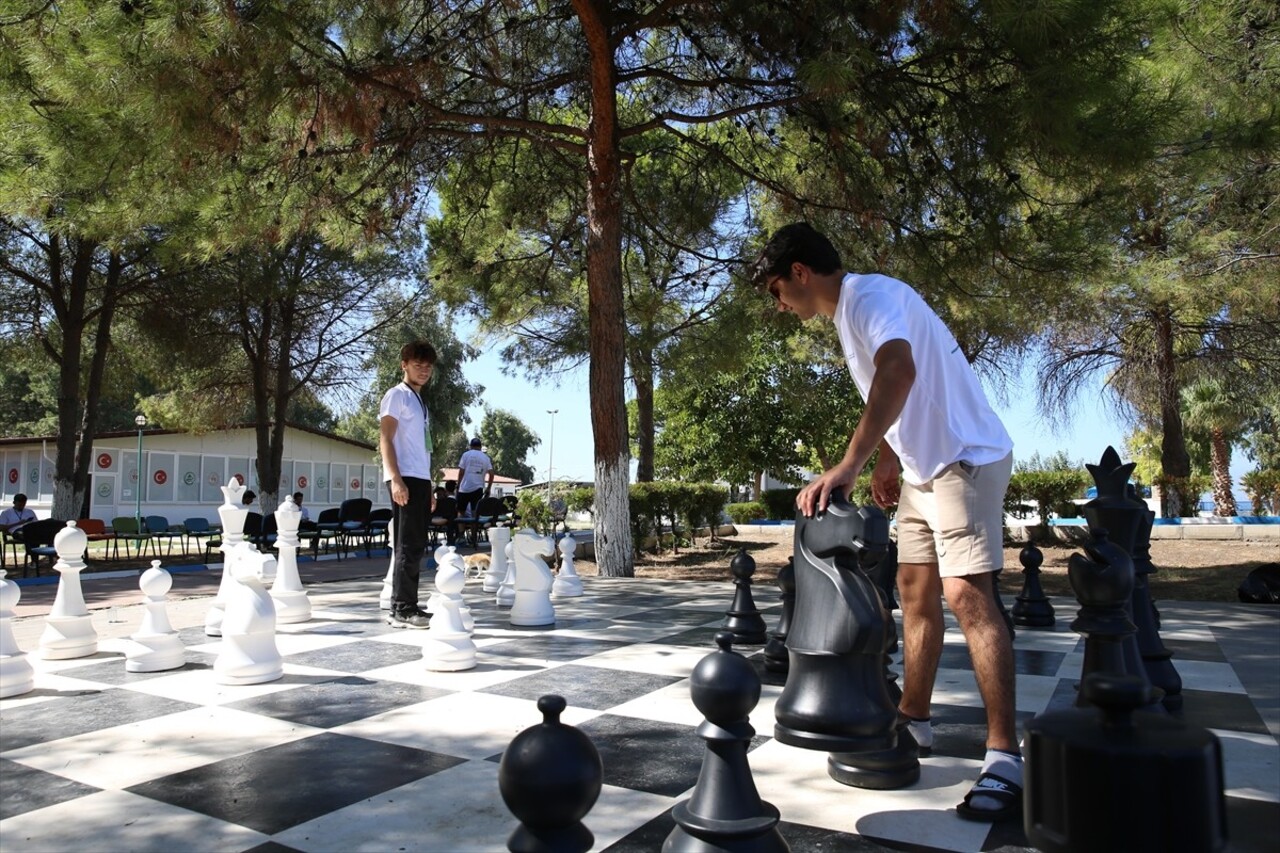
546,409,558,504
134,414,147,531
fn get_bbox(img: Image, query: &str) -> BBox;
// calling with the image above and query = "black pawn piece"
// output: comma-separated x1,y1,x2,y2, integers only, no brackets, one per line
774,494,897,753
1012,544,1056,628
665,632,789,853
500,694,603,853
1024,673,1227,853
723,549,768,645
762,557,794,675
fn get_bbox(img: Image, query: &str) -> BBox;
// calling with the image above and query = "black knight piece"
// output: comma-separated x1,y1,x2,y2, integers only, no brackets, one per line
499,694,603,853
723,550,768,645
664,632,789,853
1024,673,1227,853
1012,544,1056,628
864,541,903,705
762,557,795,675
773,492,897,753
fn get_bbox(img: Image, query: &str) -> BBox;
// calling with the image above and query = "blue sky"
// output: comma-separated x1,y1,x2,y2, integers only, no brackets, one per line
459,336,1254,494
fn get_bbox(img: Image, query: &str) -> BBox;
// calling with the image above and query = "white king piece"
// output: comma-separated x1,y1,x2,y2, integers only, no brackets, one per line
206,476,249,637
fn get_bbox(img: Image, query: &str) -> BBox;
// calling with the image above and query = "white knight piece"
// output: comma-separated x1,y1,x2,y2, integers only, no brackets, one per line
510,529,556,628
213,541,284,685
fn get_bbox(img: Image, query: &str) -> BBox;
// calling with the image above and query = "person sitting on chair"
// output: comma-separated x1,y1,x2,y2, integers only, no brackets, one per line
0,494,37,543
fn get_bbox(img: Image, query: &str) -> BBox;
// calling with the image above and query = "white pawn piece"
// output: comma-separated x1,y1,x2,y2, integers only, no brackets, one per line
552,534,584,598
270,496,311,623
510,529,556,628
422,558,477,671
496,539,517,608
126,561,185,673
380,517,395,611
39,522,98,660
0,570,35,698
213,541,284,685
483,526,511,592
441,550,475,632
206,476,250,636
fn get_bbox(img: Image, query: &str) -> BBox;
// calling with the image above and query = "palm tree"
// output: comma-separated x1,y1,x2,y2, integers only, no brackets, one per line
1181,380,1249,516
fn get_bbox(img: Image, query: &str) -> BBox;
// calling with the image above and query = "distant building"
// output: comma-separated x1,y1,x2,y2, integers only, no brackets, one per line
1,424,381,523
436,467,522,498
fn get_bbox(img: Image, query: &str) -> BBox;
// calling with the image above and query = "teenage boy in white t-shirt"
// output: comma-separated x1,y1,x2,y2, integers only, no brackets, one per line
379,340,436,629
752,223,1019,822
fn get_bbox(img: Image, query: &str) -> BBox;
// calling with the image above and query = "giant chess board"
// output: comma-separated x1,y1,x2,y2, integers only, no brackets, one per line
2,575,1277,852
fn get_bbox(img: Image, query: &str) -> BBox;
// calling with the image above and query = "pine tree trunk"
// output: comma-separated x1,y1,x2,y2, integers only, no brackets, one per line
1154,305,1191,516
633,347,655,482
1210,428,1237,516
577,0,633,576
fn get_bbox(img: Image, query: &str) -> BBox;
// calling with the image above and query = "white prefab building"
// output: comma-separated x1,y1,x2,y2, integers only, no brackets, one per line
0,424,383,524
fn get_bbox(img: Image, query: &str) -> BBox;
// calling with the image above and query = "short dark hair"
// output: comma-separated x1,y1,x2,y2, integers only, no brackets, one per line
14,493,27,504
749,223,843,289
292,491,303,501
400,341,437,364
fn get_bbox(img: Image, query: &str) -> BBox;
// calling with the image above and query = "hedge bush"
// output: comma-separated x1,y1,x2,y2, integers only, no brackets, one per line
1007,469,1090,526
1242,469,1280,516
1154,473,1213,517
761,488,801,520
725,502,767,524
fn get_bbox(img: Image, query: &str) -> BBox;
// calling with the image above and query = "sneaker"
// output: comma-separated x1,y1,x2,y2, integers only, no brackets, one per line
386,608,430,629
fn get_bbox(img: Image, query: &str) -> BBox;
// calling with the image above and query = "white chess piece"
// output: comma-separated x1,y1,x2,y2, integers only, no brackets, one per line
0,569,34,697
421,558,477,671
206,477,249,636
510,529,556,628
441,550,474,632
380,517,395,611
126,561,185,673
426,544,456,616
496,539,516,608
213,541,284,685
552,533,583,598
39,521,98,660
483,526,510,592
270,497,311,623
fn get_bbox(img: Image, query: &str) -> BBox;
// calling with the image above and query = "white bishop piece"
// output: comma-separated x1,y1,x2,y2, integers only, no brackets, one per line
39,522,98,660
421,557,477,671
126,561,185,673
206,477,249,637
552,533,583,598
0,569,34,697
270,496,311,623
483,526,510,593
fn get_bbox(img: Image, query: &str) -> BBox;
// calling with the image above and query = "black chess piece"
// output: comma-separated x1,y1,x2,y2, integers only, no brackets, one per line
1082,448,1166,712
1012,544,1056,628
1067,529,1162,713
664,632,789,852
827,715,920,790
762,557,794,675
864,541,902,705
499,694,603,853
723,550,768,645
1127,487,1182,711
1024,672,1227,853
773,492,897,753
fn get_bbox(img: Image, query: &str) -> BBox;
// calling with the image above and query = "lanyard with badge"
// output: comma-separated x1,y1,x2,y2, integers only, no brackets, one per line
404,383,432,454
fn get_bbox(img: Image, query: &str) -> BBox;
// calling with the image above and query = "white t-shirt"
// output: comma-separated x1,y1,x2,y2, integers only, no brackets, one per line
835,273,1012,485
0,506,36,532
457,449,493,492
379,383,432,481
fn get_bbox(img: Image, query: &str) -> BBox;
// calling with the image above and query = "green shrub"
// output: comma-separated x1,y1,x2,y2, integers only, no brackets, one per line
565,486,596,518
1008,469,1090,526
725,502,767,524
1242,469,1280,516
761,488,801,520
515,490,553,534
1154,473,1213,517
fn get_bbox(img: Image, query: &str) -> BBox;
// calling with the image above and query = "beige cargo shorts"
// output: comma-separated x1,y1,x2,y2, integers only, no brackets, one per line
896,453,1013,577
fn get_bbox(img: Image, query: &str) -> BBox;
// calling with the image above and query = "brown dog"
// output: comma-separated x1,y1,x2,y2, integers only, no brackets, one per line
463,553,490,580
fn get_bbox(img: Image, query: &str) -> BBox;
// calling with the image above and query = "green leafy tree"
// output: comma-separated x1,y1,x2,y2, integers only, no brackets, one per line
476,409,540,485
1181,379,1250,516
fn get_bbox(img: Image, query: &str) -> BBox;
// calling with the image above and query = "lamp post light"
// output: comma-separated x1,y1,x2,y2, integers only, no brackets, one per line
546,409,558,505
134,414,147,530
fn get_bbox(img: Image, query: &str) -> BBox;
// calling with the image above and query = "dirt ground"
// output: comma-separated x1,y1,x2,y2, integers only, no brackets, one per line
574,531,1280,603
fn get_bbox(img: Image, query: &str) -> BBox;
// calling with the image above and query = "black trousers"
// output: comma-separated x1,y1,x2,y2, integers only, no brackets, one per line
457,488,483,518
390,476,431,613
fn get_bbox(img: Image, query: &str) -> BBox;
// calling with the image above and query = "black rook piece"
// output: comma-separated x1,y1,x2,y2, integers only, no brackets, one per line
1082,448,1168,712
723,550,768,645
774,493,897,753
1012,544,1056,628
1024,673,1227,853
500,695,603,853
664,632,789,853
762,557,795,675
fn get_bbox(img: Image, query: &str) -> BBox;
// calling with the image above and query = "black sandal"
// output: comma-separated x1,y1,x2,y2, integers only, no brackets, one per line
956,770,1023,822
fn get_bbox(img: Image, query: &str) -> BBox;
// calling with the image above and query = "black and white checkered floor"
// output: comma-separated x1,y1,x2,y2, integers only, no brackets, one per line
2,576,1277,852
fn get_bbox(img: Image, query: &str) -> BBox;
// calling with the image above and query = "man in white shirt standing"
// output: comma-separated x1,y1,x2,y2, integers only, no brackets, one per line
752,223,1019,822
456,437,494,520
379,340,436,629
